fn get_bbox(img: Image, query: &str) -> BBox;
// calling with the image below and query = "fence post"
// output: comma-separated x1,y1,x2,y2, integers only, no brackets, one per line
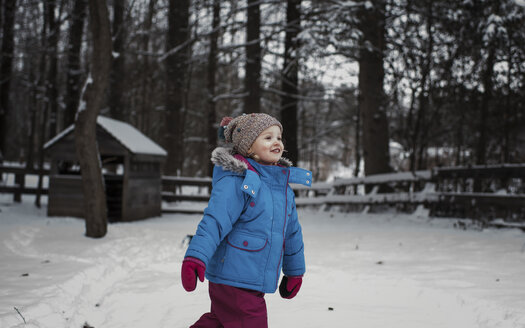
14,172,24,202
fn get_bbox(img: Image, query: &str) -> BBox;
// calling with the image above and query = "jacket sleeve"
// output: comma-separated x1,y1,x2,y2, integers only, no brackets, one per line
282,193,306,276
184,175,247,266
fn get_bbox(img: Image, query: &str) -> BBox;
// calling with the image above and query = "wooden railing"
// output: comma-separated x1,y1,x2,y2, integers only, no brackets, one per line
292,164,525,228
293,170,432,208
0,164,50,202
429,164,525,225
2,163,524,228
161,176,212,214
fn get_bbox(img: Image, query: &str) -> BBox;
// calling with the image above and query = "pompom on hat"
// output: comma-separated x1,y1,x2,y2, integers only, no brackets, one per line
218,113,282,157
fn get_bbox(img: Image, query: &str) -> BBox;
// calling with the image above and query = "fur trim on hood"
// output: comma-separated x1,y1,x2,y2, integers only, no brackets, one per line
211,147,293,174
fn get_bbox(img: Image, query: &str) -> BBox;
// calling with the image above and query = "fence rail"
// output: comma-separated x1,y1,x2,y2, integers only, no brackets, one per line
2,163,524,229
0,164,50,202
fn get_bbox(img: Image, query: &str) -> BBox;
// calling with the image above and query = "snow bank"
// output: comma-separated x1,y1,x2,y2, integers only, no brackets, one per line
1,195,524,328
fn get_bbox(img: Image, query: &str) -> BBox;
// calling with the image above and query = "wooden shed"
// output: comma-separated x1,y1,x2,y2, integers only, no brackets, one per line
44,116,167,222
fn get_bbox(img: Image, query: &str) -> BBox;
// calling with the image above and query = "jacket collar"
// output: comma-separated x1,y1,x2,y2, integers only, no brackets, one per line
211,147,312,194
211,147,293,174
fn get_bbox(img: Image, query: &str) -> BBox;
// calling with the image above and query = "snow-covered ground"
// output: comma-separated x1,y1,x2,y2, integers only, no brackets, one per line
1,194,525,328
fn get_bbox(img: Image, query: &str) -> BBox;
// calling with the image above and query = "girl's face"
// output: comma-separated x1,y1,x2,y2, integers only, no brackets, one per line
248,125,284,165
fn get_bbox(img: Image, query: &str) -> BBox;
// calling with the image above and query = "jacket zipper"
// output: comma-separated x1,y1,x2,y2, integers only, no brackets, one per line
275,170,290,290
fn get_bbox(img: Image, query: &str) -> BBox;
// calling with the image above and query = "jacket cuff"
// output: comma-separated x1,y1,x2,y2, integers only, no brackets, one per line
283,268,305,277
185,249,209,266
183,256,206,268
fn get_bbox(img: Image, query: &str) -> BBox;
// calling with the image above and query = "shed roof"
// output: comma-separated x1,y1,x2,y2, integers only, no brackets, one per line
44,116,167,157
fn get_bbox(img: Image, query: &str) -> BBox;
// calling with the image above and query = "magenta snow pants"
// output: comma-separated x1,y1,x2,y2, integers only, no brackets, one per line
190,282,268,328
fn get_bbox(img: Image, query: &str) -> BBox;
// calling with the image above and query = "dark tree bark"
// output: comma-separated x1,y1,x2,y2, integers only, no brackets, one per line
46,0,62,137
138,0,156,132
207,0,220,176
476,47,495,165
0,0,3,29
354,102,361,179
502,47,512,163
165,0,189,175
280,0,301,165
412,0,434,171
109,0,126,121
357,0,390,176
65,0,87,128
25,63,37,170
74,0,112,238
35,2,51,207
0,0,16,159
244,0,261,114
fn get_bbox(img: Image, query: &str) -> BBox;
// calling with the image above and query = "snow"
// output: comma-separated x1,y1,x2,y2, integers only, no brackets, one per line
332,170,431,186
97,116,166,156
44,116,167,157
1,195,525,328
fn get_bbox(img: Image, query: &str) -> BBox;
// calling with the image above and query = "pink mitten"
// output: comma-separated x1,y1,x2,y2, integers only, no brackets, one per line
279,276,302,299
181,257,206,292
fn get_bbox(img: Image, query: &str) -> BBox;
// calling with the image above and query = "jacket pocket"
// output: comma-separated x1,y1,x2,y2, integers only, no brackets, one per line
222,231,268,284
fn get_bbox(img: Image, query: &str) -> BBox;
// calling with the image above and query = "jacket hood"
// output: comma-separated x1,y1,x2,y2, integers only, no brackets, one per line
211,147,293,174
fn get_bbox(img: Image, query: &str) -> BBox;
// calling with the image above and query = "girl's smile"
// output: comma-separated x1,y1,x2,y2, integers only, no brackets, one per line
248,125,284,165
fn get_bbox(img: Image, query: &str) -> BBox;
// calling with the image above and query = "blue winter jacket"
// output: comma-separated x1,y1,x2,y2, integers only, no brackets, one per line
184,147,312,293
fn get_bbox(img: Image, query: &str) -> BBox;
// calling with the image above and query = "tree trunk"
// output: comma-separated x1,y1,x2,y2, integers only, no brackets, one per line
46,0,61,137
0,0,4,29
0,0,16,159
207,0,220,176
65,0,87,128
358,0,390,176
244,0,261,114
25,61,38,170
75,0,112,238
414,0,434,170
503,49,512,163
139,0,156,132
35,2,50,208
476,47,495,165
354,101,361,178
165,0,189,175
280,0,301,165
109,0,126,121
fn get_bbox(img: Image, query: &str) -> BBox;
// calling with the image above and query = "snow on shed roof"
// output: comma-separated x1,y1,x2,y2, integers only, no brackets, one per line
44,116,167,157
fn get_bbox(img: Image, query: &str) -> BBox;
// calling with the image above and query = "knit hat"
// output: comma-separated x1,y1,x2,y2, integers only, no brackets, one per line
218,113,283,157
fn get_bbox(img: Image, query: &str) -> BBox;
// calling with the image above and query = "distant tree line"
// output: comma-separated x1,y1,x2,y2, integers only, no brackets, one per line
1,0,524,181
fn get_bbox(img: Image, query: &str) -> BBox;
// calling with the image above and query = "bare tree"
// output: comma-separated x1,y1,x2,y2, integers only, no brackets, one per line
165,0,190,175
244,0,261,113
65,0,87,128
410,0,434,171
138,0,156,133
207,0,220,176
35,0,52,207
46,0,63,137
357,0,390,176
280,0,301,165
74,0,112,238
109,0,126,121
0,0,16,159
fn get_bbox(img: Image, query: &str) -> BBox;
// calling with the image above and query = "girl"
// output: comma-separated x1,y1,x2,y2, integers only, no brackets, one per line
181,113,312,328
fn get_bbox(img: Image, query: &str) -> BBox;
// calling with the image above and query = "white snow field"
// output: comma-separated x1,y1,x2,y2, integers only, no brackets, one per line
1,195,525,328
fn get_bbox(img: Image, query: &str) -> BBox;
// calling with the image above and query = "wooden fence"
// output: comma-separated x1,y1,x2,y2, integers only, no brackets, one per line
292,164,525,228
2,163,525,229
429,164,525,225
161,176,212,214
0,164,50,202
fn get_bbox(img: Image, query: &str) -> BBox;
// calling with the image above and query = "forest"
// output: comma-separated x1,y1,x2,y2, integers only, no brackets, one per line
1,0,524,182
